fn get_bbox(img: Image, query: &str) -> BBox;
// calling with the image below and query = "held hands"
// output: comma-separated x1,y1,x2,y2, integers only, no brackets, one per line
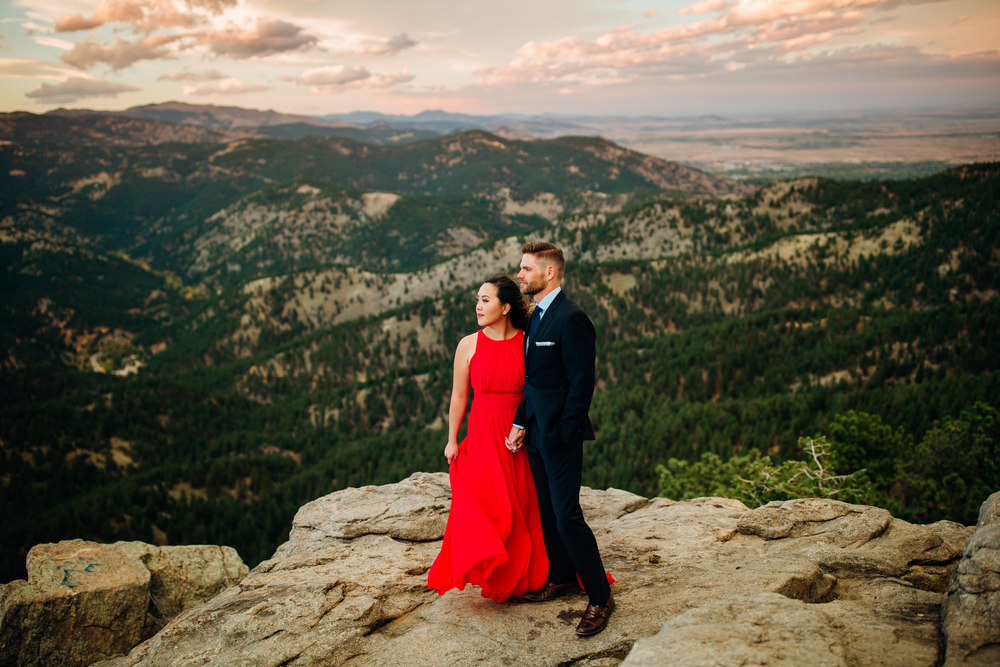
505,426,525,452
444,440,459,464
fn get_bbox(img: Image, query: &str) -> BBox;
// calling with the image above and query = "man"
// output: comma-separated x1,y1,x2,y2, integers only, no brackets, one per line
506,241,614,637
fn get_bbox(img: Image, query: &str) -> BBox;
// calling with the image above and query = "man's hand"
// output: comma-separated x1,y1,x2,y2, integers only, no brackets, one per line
505,426,525,452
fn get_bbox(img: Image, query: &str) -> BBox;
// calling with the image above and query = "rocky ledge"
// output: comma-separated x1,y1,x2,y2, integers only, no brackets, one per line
0,541,247,666
3,475,998,667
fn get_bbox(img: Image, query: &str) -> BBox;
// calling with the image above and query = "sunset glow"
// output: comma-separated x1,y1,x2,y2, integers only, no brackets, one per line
1,0,997,115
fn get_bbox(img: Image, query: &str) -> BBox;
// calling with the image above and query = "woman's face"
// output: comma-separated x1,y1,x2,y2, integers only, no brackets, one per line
476,283,509,327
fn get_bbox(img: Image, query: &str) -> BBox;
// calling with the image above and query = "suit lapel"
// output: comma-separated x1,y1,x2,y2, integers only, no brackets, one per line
526,291,565,364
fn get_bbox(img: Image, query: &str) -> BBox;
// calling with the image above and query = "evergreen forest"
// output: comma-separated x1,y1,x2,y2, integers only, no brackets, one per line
1,128,997,584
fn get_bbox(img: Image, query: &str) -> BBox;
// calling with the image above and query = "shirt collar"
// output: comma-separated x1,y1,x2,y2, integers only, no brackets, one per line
535,286,561,316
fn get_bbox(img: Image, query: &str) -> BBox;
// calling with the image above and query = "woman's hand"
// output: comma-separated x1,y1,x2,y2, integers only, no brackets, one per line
506,426,524,452
444,441,459,464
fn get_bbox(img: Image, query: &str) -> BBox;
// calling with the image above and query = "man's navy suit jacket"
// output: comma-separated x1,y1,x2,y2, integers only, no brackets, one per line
514,290,597,444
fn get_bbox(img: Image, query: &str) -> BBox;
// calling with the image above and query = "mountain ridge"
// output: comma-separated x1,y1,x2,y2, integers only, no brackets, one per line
1,98,996,593
0,129,750,261
48,101,358,130
2,111,436,147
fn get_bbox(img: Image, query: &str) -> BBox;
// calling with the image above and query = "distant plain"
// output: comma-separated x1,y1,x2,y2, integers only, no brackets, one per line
565,107,1000,181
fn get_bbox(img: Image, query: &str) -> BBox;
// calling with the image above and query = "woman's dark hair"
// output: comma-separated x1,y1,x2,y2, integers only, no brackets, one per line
483,274,530,330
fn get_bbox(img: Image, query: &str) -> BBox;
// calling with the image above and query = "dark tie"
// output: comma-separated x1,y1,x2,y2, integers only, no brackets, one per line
527,306,543,343
525,306,543,419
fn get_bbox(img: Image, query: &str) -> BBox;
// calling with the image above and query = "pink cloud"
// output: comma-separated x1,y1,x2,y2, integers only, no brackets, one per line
133,0,202,31
484,0,950,89
95,0,146,23
189,0,238,13
517,35,590,59
679,0,949,25
54,14,106,32
55,0,237,34
678,0,734,16
369,69,415,88
517,0,941,61
60,37,173,70
750,11,865,44
779,31,835,52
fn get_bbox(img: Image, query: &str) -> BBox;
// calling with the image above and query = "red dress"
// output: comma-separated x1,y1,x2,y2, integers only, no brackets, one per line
428,329,549,603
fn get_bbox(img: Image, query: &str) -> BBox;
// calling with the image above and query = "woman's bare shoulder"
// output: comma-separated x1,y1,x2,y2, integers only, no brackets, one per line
456,331,478,360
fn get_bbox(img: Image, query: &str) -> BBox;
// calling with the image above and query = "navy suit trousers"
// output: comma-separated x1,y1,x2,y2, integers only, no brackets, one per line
525,419,610,607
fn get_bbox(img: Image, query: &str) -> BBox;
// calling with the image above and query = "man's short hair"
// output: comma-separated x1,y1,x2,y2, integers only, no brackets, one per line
522,241,565,280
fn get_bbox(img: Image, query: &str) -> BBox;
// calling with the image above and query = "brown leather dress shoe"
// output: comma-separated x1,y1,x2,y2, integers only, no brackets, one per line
576,595,615,636
522,580,582,602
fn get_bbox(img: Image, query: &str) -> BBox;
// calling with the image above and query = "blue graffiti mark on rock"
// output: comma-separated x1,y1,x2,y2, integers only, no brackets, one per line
58,559,103,588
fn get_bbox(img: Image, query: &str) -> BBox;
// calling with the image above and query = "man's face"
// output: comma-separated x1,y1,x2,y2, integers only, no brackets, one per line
518,254,548,296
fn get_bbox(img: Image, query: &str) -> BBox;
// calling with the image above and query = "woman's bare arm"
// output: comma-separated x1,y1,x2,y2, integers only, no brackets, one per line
445,334,476,463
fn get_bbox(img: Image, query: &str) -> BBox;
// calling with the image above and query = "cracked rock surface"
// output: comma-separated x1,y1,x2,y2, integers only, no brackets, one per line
93,472,976,667
943,491,1000,666
0,539,247,667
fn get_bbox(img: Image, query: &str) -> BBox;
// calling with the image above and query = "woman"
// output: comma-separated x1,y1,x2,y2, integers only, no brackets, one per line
427,275,548,603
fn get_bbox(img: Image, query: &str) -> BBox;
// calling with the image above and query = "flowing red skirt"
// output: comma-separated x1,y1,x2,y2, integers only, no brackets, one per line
428,390,549,603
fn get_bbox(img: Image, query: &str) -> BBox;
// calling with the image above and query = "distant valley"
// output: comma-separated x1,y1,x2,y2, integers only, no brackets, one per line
1,102,997,585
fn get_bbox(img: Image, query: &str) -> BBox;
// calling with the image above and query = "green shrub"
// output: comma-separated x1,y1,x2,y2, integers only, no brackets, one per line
898,402,999,525
658,436,873,508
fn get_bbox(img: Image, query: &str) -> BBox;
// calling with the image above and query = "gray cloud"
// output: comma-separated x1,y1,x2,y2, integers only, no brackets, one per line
25,77,139,104
159,68,227,81
280,65,371,94
200,18,318,58
352,32,418,56
289,65,371,86
282,65,413,94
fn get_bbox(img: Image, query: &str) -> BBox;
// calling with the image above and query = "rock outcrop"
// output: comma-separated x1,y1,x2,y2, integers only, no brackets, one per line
96,473,976,667
624,593,856,667
942,491,1000,666
0,540,247,667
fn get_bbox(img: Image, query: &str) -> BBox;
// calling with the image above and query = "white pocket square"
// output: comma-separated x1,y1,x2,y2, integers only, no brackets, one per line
535,341,555,346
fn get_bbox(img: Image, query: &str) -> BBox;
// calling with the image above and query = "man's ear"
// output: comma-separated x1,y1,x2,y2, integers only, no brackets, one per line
545,263,557,281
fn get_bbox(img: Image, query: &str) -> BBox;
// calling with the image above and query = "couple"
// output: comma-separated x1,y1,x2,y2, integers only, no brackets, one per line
427,241,614,638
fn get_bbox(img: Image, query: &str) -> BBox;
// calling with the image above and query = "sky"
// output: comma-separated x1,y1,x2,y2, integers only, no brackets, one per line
0,0,998,117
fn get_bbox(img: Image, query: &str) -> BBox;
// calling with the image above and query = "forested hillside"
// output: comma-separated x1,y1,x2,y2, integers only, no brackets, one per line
1,126,996,584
